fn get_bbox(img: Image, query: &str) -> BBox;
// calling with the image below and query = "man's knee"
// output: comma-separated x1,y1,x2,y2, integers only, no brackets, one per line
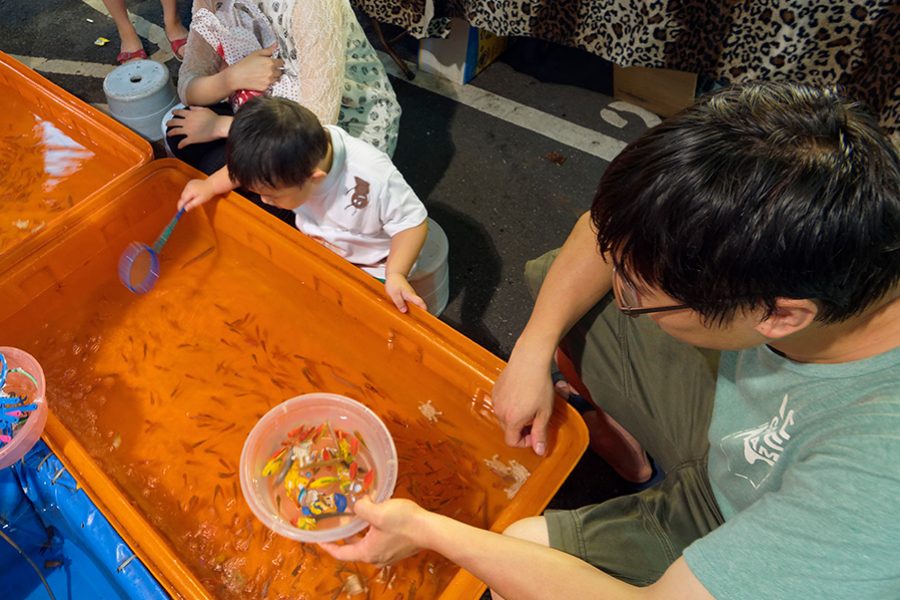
490,517,551,600
524,249,560,299
502,515,551,546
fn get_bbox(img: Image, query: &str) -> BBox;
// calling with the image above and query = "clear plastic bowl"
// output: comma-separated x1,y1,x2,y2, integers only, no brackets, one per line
0,346,47,470
240,393,398,543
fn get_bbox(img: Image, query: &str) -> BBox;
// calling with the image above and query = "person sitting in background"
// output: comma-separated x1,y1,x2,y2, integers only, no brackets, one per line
165,0,400,180
178,97,427,313
320,82,900,599
101,0,188,64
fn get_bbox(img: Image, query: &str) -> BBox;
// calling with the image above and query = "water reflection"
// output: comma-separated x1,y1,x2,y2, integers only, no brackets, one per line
0,106,100,252
39,118,94,192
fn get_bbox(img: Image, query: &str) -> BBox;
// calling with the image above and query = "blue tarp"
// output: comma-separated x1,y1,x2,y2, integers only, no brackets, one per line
0,441,168,600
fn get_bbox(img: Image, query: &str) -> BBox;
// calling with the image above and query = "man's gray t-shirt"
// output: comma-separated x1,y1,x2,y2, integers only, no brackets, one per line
684,345,900,598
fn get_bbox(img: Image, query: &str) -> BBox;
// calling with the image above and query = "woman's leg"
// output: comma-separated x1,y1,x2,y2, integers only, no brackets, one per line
101,0,143,60
159,0,188,59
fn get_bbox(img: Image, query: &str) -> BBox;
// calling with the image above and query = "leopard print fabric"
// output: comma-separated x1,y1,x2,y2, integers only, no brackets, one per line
352,0,899,138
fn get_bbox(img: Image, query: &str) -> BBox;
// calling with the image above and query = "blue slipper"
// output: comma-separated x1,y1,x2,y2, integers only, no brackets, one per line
565,391,596,416
631,456,665,491
552,370,596,415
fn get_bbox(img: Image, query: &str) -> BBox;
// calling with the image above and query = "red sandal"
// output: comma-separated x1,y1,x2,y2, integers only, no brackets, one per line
116,48,148,65
169,37,188,62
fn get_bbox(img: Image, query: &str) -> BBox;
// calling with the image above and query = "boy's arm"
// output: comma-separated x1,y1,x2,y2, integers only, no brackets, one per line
321,498,714,600
177,166,237,212
492,211,614,454
384,221,428,313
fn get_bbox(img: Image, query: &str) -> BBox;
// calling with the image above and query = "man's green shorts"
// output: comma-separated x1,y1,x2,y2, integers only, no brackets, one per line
526,249,725,586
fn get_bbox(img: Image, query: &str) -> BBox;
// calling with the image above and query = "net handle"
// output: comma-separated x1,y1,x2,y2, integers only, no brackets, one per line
152,207,186,254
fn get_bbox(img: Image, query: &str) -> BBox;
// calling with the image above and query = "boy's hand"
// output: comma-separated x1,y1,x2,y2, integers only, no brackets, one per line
178,178,217,212
385,273,426,313
226,45,284,92
166,107,231,148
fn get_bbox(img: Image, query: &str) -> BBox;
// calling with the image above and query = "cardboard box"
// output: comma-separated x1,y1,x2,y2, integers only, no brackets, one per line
418,18,507,84
613,65,698,118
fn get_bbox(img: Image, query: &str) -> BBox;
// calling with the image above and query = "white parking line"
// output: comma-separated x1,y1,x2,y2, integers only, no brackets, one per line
9,55,114,79
377,51,628,162
19,4,631,163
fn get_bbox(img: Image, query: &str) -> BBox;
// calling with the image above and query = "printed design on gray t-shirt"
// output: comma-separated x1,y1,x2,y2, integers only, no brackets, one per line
718,393,796,489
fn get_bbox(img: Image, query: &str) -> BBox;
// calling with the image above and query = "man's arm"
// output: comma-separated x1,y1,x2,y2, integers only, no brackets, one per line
320,498,714,600
492,211,614,454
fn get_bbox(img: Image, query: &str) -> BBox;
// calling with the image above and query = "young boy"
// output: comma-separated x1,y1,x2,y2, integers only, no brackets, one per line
178,96,428,313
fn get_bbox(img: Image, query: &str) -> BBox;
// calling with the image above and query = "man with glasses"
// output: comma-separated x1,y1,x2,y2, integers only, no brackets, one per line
321,82,900,599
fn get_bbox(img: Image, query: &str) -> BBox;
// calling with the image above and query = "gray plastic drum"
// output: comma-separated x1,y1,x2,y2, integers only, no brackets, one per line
103,59,177,141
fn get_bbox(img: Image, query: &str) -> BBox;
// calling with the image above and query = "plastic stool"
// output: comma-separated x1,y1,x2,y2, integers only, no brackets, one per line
409,218,450,316
103,60,177,141
160,102,184,157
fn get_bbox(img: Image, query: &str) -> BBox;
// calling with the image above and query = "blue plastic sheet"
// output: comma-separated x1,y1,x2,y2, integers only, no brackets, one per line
0,441,168,600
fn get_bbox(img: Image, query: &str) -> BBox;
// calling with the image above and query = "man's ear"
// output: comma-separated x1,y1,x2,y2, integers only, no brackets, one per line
309,169,328,183
754,298,818,340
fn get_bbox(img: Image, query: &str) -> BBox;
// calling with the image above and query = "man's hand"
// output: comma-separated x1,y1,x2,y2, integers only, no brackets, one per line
319,497,426,567
225,44,284,92
178,178,218,212
385,273,426,313
491,342,556,456
166,107,231,149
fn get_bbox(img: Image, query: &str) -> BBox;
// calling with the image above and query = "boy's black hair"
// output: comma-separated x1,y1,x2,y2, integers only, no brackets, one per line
591,81,900,324
226,96,329,190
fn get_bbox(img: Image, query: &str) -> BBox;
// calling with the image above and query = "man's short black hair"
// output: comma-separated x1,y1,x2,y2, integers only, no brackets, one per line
226,96,329,190
591,81,900,324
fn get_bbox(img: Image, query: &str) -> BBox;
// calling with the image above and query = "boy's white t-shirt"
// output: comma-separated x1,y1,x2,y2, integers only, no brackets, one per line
293,126,427,278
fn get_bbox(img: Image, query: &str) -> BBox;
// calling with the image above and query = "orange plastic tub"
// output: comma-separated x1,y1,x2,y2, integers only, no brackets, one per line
0,51,152,262
0,160,588,599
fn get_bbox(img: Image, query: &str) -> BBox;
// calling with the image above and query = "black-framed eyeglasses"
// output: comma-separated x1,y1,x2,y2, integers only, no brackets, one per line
611,266,690,318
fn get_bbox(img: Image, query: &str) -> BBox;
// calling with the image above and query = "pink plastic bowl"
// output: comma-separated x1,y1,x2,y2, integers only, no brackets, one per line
0,347,47,469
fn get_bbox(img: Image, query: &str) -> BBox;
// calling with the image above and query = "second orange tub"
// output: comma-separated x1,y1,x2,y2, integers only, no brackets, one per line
0,51,151,261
